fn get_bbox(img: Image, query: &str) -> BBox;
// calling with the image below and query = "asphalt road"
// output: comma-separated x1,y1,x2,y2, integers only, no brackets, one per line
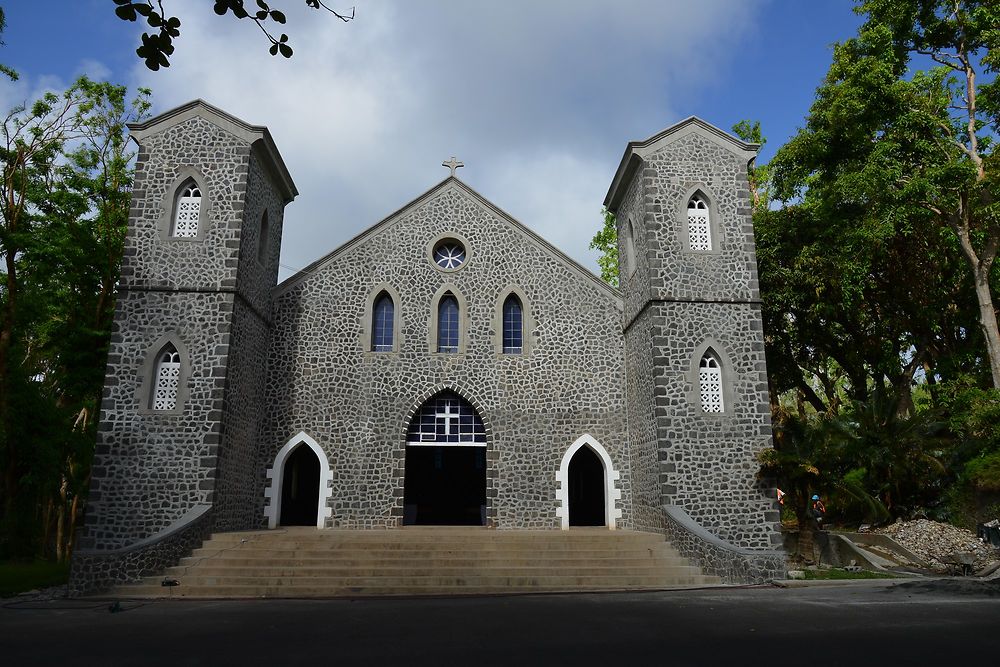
2,580,999,666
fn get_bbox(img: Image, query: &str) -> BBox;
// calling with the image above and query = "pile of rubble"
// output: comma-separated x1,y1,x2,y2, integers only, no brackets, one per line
874,519,1000,572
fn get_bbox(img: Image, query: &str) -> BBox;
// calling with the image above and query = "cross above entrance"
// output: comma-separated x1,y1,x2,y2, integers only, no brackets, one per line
436,400,459,436
442,156,464,177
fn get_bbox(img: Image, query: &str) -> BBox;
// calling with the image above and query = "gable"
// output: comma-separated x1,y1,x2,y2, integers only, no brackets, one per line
604,116,758,213
275,177,621,304
128,99,297,204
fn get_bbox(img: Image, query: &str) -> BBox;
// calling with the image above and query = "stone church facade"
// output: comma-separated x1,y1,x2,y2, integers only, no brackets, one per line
70,101,784,593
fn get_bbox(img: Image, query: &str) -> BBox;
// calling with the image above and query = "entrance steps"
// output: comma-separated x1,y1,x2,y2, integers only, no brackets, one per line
110,527,720,598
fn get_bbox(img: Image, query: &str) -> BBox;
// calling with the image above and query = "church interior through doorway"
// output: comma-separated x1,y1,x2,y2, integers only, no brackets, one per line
568,445,606,526
279,444,321,526
403,390,487,526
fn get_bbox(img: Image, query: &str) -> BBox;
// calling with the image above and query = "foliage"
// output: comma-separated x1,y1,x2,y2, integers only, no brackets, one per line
964,450,1000,491
113,0,355,70
0,78,150,560
802,567,898,580
589,208,619,288
0,8,17,82
731,120,771,211
0,560,70,597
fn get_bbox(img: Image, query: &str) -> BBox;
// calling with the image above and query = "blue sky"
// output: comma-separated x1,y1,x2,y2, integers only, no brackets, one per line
1,1,864,279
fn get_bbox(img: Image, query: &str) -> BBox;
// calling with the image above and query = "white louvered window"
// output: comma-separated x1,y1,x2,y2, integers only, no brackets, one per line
699,353,724,413
172,184,202,238
687,195,711,251
152,347,181,410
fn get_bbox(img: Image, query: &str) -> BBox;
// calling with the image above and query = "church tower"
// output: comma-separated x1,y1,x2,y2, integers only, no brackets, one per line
76,101,296,563
605,118,783,574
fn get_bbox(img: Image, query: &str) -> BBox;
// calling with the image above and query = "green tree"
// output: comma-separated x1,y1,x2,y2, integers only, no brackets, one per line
113,0,355,70
589,207,619,288
856,1,1000,387
765,10,993,411
0,78,150,559
0,7,18,82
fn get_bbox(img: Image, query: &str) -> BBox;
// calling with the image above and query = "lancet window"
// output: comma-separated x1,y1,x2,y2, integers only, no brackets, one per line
699,351,724,413
171,182,202,238
372,292,395,352
151,344,181,411
502,294,523,354
437,294,460,353
687,194,711,251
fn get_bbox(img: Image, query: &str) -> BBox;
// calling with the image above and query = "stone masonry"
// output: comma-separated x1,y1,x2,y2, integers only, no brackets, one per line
71,103,783,593
605,117,783,552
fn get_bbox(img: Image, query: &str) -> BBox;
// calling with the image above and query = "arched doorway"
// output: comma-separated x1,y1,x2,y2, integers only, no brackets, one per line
279,444,321,526
403,390,487,526
568,445,606,526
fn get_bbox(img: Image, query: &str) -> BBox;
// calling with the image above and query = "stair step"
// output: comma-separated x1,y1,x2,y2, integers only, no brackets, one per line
175,556,691,569
116,581,717,598
112,528,718,598
163,565,699,578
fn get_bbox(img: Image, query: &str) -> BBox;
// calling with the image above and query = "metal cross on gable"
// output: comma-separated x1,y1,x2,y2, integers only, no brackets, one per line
442,156,464,177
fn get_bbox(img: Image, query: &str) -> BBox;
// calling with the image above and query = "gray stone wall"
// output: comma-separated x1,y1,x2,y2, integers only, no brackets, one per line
641,132,761,304
83,290,233,549
121,116,251,292
663,506,785,583
623,309,663,533
235,150,286,317
80,112,282,550
613,122,781,553
214,150,286,533
262,180,629,530
70,505,214,596
653,301,777,548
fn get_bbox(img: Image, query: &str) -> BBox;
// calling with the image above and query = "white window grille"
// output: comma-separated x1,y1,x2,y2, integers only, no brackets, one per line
687,195,711,251
699,354,724,413
172,185,201,238
152,349,181,410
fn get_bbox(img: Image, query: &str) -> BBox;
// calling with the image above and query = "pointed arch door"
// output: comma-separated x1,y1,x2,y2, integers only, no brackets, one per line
403,390,487,525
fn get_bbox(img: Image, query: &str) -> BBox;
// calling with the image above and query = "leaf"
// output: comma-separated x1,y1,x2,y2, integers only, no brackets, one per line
256,10,268,20
269,43,279,56
269,10,286,24
278,43,292,58
114,5,137,21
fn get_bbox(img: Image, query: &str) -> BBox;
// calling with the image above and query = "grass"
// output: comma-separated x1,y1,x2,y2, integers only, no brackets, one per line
0,560,70,597
803,568,899,580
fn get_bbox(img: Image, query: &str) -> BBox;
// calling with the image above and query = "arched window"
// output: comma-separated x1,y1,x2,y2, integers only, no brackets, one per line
502,294,523,354
171,181,202,238
625,217,638,274
699,351,724,413
406,390,486,444
257,210,269,264
437,293,460,353
151,344,181,410
372,292,395,352
687,194,711,251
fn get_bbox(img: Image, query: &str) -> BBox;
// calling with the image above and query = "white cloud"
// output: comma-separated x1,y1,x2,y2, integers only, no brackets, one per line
128,0,765,280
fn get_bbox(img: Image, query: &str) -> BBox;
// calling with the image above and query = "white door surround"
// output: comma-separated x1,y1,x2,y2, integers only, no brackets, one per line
263,431,333,529
555,434,621,530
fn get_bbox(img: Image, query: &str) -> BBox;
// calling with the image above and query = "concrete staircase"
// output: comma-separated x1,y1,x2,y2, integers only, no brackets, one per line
111,527,719,598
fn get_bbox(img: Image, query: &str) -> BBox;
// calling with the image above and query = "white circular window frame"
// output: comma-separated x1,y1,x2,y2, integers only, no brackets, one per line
427,232,472,273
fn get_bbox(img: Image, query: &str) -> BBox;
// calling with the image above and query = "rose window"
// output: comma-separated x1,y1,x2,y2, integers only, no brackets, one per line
433,240,467,270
